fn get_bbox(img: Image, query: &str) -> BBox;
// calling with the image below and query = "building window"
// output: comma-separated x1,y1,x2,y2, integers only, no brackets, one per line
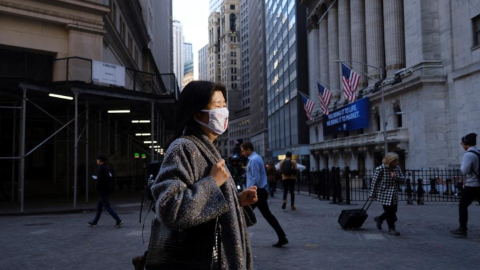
111,1,116,25
135,48,138,65
474,15,480,47
128,35,133,54
120,17,125,41
230,4,235,10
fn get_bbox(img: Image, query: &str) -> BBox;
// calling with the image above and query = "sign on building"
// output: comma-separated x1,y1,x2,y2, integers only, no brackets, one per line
323,97,370,136
92,60,125,87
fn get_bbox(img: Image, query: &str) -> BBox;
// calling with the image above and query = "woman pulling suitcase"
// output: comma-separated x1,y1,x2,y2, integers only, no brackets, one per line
369,152,405,236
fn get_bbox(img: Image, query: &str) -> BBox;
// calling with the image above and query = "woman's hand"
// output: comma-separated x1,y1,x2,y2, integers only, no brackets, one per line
210,159,229,187
239,186,258,206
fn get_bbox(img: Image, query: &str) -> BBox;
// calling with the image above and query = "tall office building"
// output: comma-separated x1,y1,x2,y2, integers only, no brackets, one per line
208,0,243,158
265,0,310,164
210,0,223,13
247,0,269,160
173,20,184,89
198,44,209,80
183,42,194,87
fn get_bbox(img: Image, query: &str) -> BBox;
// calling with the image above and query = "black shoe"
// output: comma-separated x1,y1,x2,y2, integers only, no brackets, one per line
374,216,382,230
87,221,97,227
281,200,286,209
272,237,289,247
114,220,124,228
388,229,401,236
450,227,467,238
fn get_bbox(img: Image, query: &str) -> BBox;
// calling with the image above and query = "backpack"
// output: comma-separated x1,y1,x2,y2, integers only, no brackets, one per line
281,160,294,175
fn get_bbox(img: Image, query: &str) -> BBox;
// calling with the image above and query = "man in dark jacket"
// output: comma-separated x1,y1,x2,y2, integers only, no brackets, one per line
87,155,123,228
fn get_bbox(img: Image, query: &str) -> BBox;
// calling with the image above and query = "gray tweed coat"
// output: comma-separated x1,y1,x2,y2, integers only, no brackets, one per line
145,126,255,270
369,164,405,206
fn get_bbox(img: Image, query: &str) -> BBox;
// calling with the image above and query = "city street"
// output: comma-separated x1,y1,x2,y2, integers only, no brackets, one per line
1,192,480,269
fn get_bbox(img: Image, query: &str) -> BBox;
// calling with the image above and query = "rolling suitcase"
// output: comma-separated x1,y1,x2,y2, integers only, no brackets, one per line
338,198,374,229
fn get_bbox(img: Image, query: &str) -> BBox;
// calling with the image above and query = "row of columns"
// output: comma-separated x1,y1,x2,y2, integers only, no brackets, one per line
308,0,405,103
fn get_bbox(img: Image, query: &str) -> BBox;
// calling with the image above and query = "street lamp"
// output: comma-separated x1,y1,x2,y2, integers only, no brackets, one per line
384,112,405,156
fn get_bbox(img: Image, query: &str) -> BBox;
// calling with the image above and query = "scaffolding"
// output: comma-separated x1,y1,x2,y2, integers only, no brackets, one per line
0,55,179,212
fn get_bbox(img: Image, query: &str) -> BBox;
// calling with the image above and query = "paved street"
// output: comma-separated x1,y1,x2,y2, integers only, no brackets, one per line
1,191,480,270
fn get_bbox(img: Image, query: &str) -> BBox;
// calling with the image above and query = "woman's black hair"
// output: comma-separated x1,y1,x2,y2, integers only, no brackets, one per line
173,80,227,140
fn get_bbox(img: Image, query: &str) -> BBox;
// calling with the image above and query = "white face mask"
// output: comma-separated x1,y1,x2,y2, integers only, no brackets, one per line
195,107,229,135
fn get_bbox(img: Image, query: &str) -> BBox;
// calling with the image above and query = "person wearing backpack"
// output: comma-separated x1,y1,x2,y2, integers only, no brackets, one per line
87,155,123,228
451,133,480,238
279,152,298,210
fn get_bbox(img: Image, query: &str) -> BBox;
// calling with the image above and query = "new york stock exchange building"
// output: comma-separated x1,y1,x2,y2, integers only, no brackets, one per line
302,0,480,173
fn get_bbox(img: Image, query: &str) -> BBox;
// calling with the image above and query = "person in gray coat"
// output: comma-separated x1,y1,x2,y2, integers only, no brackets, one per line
369,152,405,236
145,81,258,270
451,133,480,238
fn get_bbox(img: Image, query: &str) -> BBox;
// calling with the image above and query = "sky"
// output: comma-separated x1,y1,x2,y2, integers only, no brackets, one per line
172,0,209,80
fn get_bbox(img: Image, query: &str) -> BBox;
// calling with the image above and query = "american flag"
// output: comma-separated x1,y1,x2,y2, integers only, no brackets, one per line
317,82,332,115
341,63,360,103
300,93,315,121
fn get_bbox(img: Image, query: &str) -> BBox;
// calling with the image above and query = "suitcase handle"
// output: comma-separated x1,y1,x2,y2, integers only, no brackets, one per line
361,197,374,212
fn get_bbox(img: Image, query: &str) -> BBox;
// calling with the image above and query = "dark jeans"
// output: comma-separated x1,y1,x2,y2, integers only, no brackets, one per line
269,182,277,195
282,179,295,206
459,186,480,229
92,193,121,223
251,188,286,239
378,203,398,229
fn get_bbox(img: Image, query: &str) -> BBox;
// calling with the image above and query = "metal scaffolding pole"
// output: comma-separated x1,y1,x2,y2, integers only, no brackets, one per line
98,112,101,156
54,121,57,185
114,120,117,172
151,102,154,162
67,109,70,198
74,92,78,208
19,88,26,212
11,107,16,202
86,101,89,203
108,115,110,157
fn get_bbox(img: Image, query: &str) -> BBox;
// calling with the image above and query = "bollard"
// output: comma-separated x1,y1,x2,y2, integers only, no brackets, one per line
406,179,413,205
345,167,351,205
429,177,439,194
331,167,337,204
417,178,425,205
444,178,453,196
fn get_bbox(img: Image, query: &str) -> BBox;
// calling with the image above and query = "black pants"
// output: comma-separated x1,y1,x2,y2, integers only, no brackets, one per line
282,179,295,206
252,188,286,239
378,203,398,229
269,182,277,195
459,186,480,229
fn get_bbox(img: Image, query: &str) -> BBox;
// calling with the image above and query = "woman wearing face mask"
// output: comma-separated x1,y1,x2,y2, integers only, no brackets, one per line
369,152,405,236
145,81,258,270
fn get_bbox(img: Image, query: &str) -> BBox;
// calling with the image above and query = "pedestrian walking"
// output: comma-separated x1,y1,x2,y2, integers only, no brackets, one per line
241,142,289,248
451,133,480,238
279,152,297,210
87,155,123,228
267,161,278,197
144,81,258,270
369,152,405,236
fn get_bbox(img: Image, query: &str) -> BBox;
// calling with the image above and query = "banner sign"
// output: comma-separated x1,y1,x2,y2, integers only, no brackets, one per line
92,60,125,87
323,97,370,136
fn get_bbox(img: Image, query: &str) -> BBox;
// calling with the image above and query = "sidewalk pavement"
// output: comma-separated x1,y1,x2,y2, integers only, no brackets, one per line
0,190,144,216
1,190,480,269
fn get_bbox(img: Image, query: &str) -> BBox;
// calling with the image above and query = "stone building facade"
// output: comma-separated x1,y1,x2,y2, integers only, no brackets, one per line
302,0,480,171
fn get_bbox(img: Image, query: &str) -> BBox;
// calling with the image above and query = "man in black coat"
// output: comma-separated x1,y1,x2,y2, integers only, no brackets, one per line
87,155,123,228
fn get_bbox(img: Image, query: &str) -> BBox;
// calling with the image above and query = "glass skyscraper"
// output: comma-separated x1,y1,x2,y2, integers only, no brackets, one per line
265,0,309,163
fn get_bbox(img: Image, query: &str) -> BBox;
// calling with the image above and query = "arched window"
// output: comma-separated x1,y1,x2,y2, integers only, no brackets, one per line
230,14,236,32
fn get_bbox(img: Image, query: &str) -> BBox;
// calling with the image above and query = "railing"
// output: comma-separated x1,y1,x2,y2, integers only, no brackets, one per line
306,167,464,204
